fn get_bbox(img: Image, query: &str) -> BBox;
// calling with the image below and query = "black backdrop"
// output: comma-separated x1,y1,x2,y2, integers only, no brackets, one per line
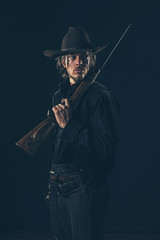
1,0,160,234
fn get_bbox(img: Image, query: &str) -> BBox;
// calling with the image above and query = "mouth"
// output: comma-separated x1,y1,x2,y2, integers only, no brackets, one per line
74,68,84,73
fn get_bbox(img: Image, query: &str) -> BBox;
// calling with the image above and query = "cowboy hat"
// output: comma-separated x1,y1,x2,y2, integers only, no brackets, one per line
43,26,108,58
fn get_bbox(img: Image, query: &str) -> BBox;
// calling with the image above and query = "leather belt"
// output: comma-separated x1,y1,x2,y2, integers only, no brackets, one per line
49,171,86,196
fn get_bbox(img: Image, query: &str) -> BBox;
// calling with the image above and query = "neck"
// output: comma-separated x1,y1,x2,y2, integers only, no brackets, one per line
69,77,79,86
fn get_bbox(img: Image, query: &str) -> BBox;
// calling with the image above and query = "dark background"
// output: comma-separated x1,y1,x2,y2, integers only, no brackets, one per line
1,0,160,235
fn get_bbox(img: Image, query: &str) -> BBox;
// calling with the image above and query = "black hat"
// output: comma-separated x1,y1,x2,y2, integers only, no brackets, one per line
43,26,108,58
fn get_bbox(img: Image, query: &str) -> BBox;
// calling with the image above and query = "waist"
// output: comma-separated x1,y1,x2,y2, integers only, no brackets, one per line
49,164,88,196
51,163,81,173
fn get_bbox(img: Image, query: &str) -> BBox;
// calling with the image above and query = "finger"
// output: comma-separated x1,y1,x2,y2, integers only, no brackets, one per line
58,104,66,110
54,105,62,111
52,106,58,113
52,107,61,120
64,98,70,108
61,99,65,104
52,105,62,113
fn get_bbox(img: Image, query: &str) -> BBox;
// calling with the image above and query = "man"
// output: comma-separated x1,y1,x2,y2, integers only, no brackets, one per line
44,26,119,240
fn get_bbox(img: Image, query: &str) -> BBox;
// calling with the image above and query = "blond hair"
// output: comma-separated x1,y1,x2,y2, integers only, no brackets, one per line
56,52,96,80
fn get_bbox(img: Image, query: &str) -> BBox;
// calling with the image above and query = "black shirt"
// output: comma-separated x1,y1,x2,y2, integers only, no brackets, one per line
50,78,120,186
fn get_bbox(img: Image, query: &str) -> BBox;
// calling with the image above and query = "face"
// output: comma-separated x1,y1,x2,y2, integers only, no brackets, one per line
62,52,90,85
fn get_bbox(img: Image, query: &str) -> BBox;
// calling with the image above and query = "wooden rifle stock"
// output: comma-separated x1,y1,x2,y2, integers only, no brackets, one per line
15,68,100,155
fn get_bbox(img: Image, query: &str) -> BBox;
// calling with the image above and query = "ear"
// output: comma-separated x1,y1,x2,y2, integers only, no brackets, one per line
61,57,67,68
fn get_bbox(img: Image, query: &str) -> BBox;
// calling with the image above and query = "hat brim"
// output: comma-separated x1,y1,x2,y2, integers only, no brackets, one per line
43,43,108,58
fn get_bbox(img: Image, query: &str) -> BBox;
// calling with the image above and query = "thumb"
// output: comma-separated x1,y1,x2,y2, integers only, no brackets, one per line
64,98,70,108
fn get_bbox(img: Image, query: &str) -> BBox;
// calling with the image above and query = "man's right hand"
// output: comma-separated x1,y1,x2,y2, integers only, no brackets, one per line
52,98,72,128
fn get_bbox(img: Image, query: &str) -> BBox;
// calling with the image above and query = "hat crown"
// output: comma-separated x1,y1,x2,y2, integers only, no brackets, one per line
61,26,93,51
43,26,108,58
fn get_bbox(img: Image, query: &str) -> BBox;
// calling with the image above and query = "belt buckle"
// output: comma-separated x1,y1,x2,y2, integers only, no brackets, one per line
50,171,58,181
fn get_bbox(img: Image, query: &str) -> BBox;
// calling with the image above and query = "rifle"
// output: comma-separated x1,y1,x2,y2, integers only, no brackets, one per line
15,68,100,155
15,24,131,155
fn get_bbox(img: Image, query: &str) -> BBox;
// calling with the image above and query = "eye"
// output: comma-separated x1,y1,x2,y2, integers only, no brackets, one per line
80,54,88,60
69,55,76,61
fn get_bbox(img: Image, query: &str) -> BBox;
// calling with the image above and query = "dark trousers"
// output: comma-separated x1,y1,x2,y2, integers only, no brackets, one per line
49,164,107,240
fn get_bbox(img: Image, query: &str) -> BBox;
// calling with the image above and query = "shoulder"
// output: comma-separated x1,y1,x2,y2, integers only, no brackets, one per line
52,89,61,105
87,81,120,111
88,81,112,99
52,79,70,105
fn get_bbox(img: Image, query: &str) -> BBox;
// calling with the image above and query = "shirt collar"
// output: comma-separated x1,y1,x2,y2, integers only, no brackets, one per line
58,78,82,98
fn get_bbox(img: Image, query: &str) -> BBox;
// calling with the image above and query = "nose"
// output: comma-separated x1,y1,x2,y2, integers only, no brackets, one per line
75,56,83,66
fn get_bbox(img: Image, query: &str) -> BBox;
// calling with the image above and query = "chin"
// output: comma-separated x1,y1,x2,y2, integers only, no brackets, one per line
73,74,84,81
76,76,83,81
